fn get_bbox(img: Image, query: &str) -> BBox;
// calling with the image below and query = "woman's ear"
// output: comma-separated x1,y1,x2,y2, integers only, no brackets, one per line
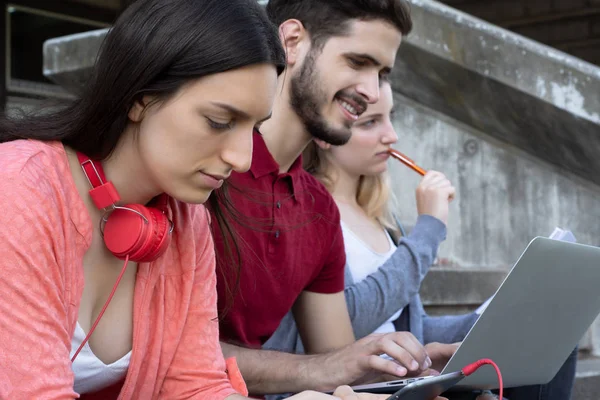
279,19,308,67
128,96,152,122
314,138,331,150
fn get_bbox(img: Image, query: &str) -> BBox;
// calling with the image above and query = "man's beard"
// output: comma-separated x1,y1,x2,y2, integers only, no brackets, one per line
289,49,354,146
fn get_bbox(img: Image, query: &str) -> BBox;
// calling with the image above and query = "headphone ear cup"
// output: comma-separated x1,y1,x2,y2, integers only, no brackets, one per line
133,206,171,262
103,204,171,262
103,205,147,260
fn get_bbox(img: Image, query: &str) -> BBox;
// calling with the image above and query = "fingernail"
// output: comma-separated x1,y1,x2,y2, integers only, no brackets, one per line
425,356,432,369
411,360,419,370
397,366,407,376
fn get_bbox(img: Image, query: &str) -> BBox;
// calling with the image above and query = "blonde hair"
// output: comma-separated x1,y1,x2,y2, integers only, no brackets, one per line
303,142,400,238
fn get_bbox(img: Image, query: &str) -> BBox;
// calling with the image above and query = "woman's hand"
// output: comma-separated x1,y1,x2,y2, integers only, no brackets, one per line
288,385,448,399
415,171,455,225
332,385,447,399
424,342,460,373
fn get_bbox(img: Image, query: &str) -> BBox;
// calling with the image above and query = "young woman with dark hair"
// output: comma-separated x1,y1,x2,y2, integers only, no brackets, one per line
0,1,389,399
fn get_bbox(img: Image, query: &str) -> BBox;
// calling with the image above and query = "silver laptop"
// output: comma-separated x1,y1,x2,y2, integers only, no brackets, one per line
351,237,600,393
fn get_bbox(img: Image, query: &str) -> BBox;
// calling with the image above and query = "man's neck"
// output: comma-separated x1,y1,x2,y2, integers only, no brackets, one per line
259,85,313,174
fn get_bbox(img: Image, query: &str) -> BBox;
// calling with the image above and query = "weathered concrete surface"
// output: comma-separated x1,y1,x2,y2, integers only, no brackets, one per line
419,267,507,318
43,29,108,95
573,374,600,400
437,0,600,67
419,268,507,308
390,92,600,268
390,91,600,353
575,357,600,400
385,1,600,359
392,0,600,187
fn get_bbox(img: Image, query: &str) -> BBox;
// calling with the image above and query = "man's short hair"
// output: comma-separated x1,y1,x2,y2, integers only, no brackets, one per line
266,0,412,49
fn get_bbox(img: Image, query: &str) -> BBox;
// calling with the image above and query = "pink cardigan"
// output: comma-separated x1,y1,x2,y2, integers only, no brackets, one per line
0,140,247,399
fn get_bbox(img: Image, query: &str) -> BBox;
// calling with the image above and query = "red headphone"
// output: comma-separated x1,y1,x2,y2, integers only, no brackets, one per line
76,152,173,262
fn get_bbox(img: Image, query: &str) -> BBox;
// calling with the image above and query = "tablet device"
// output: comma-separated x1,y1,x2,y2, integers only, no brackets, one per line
388,371,465,400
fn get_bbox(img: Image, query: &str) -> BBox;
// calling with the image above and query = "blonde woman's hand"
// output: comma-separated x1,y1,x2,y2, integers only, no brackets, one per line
415,171,455,225
424,342,460,373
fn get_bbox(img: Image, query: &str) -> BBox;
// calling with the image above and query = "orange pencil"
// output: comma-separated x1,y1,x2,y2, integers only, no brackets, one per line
388,148,427,176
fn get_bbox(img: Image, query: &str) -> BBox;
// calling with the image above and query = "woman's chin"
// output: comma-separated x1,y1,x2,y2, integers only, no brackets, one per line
170,188,213,205
366,165,388,176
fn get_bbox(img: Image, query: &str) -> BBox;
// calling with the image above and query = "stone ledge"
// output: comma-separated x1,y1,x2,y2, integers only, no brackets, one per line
421,267,598,355
576,355,600,379
573,356,600,400
404,0,600,120
390,0,600,186
573,374,600,400
419,267,508,306
42,28,108,95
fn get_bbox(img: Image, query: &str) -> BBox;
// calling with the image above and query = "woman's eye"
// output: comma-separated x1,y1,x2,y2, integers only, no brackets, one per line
206,118,233,130
361,119,377,128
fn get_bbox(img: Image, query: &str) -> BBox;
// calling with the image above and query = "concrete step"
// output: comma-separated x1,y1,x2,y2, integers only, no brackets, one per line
573,356,600,400
420,267,600,356
420,267,508,311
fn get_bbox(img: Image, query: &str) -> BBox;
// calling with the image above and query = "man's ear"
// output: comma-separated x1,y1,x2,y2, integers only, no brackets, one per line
128,96,151,122
279,19,309,67
314,138,331,150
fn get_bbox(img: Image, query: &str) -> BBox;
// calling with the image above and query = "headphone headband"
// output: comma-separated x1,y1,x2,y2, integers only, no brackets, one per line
75,152,170,216
76,152,120,210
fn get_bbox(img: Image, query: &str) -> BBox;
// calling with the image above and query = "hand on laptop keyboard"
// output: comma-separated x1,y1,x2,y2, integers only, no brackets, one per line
424,342,461,373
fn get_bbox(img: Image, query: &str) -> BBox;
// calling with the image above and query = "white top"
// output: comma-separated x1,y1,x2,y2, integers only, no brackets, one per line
70,322,131,394
341,221,402,334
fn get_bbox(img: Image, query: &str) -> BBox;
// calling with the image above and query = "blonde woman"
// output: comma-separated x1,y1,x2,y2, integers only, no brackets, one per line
264,82,576,400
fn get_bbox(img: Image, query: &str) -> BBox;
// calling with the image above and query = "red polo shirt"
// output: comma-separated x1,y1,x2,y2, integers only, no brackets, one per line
211,131,346,348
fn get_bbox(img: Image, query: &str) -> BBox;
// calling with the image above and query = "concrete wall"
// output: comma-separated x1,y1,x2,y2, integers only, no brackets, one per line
389,91,600,268
386,0,600,268
389,91,600,353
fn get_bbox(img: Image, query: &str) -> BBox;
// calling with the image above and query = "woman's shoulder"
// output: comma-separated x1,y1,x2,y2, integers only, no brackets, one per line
0,139,67,182
0,140,87,254
0,140,78,224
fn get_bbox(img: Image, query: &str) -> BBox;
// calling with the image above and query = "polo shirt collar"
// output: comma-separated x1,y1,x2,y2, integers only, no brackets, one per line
250,130,304,198
249,130,279,179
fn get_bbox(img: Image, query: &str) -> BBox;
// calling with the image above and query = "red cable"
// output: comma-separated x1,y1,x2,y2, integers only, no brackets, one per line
462,358,503,399
71,255,131,363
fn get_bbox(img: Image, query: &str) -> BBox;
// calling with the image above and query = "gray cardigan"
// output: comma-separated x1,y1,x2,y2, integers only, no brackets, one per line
263,214,479,355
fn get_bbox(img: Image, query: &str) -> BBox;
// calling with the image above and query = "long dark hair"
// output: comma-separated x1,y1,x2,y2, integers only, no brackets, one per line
0,0,286,314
